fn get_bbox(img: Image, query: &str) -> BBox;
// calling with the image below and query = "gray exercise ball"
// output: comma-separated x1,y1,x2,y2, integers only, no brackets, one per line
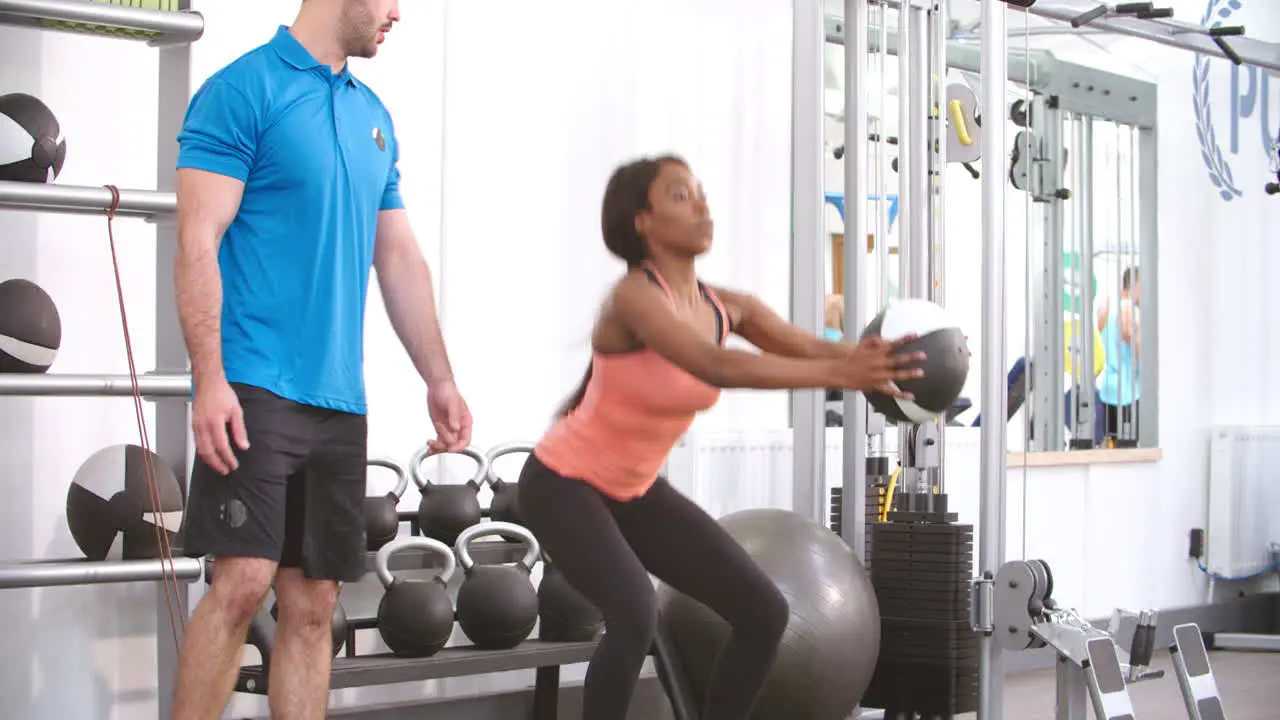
656,508,881,719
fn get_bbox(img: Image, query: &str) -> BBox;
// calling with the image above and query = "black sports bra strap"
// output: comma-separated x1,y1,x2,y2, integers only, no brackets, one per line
642,267,725,346
699,282,726,346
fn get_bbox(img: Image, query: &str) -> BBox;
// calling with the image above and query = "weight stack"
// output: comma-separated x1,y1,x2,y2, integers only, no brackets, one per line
827,457,892,568
861,491,978,718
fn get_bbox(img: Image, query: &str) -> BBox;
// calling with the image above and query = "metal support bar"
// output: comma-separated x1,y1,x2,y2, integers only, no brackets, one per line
1021,1,1280,72
1033,98,1066,452
0,180,175,218
839,0,869,561
824,14,1053,89
1055,658,1090,720
0,557,203,589
931,0,949,493
977,1,1009,717
153,7,195,717
0,373,191,397
0,0,204,45
790,0,826,523
1075,114,1097,446
1136,127,1159,447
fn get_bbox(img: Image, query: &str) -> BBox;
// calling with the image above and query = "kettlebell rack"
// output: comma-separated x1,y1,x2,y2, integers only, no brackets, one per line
232,505,606,720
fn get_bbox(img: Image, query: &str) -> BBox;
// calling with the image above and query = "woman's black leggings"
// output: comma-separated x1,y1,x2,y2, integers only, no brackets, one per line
517,454,789,720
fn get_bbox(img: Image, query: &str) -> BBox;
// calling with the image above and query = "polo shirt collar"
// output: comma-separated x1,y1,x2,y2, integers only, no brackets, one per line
270,25,356,86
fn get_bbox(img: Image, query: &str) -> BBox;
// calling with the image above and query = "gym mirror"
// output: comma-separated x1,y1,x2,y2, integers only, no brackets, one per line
1002,9,1160,455
819,5,1159,456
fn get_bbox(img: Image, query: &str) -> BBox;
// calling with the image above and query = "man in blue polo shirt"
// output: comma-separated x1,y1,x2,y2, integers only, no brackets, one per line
168,1,470,717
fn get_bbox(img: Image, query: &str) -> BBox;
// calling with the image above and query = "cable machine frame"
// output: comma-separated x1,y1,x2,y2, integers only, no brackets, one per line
793,0,1280,718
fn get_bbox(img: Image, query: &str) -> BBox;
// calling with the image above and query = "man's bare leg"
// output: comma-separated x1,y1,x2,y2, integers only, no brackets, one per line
171,557,276,720
268,567,339,719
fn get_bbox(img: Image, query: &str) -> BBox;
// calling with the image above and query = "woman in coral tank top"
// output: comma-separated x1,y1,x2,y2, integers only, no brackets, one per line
518,155,924,720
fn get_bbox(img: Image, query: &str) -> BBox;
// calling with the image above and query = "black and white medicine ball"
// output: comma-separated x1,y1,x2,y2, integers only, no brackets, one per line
66,444,185,561
860,298,970,424
0,278,61,373
0,92,66,183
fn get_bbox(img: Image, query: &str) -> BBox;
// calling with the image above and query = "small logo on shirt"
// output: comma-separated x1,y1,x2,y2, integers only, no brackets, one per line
372,127,386,152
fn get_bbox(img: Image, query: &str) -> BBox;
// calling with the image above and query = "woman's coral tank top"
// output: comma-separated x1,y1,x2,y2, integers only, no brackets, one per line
533,264,729,500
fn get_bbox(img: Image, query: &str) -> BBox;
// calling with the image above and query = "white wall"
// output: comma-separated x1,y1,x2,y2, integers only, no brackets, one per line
0,0,794,718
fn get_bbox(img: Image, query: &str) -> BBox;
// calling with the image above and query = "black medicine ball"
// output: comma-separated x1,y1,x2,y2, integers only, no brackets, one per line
0,92,67,183
66,444,185,561
860,298,970,424
0,278,61,373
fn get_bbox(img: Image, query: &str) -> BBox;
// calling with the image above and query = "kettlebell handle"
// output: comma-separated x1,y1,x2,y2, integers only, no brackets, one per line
454,521,540,572
482,441,535,486
408,445,489,492
374,535,457,589
367,456,410,500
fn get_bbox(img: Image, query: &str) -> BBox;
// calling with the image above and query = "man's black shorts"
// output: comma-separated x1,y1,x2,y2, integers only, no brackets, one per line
178,382,368,582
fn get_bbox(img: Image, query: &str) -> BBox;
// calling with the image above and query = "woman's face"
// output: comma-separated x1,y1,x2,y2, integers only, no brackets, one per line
635,162,714,258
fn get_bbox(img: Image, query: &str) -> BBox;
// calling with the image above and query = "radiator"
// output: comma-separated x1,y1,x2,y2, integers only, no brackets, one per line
1206,426,1280,578
667,429,860,518
668,428,983,521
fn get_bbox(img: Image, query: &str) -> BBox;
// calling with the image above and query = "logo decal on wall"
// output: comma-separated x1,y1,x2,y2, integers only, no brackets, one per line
1193,0,1243,202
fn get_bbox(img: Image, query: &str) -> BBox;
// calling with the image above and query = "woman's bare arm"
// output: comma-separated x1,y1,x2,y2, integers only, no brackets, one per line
610,275,920,392
713,286,852,360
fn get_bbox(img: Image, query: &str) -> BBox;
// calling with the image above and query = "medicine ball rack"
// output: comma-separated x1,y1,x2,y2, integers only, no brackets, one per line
0,5,207,720
0,3,619,719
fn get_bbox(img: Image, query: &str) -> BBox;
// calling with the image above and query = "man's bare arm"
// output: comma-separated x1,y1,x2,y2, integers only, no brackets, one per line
373,209,454,385
174,168,244,386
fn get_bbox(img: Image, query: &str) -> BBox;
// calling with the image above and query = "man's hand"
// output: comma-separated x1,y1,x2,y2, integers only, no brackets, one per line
426,378,473,453
193,379,249,474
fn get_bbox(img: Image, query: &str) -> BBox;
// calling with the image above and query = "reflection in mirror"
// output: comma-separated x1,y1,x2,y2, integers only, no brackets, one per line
1018,105,1157,452
818,6,1159,457
1000,8,1159,454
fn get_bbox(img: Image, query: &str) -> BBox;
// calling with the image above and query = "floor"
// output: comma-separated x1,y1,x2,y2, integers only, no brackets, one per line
956,649,1280,720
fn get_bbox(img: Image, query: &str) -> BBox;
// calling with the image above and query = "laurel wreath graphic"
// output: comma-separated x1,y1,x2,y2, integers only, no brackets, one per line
1193,0,1243,201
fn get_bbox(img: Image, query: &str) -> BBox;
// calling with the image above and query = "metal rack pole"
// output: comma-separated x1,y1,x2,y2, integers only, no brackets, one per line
0,373,191,397
0,0,203,45
791,0,827,522
0,557,203,589
0,181,175,218
977,0,1009,717
1136,127,1159,448
840,0,869,561
153,2,196,715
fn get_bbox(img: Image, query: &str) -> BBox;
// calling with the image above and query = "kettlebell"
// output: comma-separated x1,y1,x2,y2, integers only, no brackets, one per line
410,445,487,546
269,584,349,657
538,552,604,642
374,535,458,657
483,441,534,535
453,521,541,649
363,456,409,551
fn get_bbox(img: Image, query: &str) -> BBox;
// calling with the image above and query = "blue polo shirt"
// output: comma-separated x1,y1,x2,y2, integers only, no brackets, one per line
175,26,402,415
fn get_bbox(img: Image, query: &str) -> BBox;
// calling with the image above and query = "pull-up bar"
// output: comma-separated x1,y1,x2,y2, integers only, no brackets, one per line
1006,0,1280,71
